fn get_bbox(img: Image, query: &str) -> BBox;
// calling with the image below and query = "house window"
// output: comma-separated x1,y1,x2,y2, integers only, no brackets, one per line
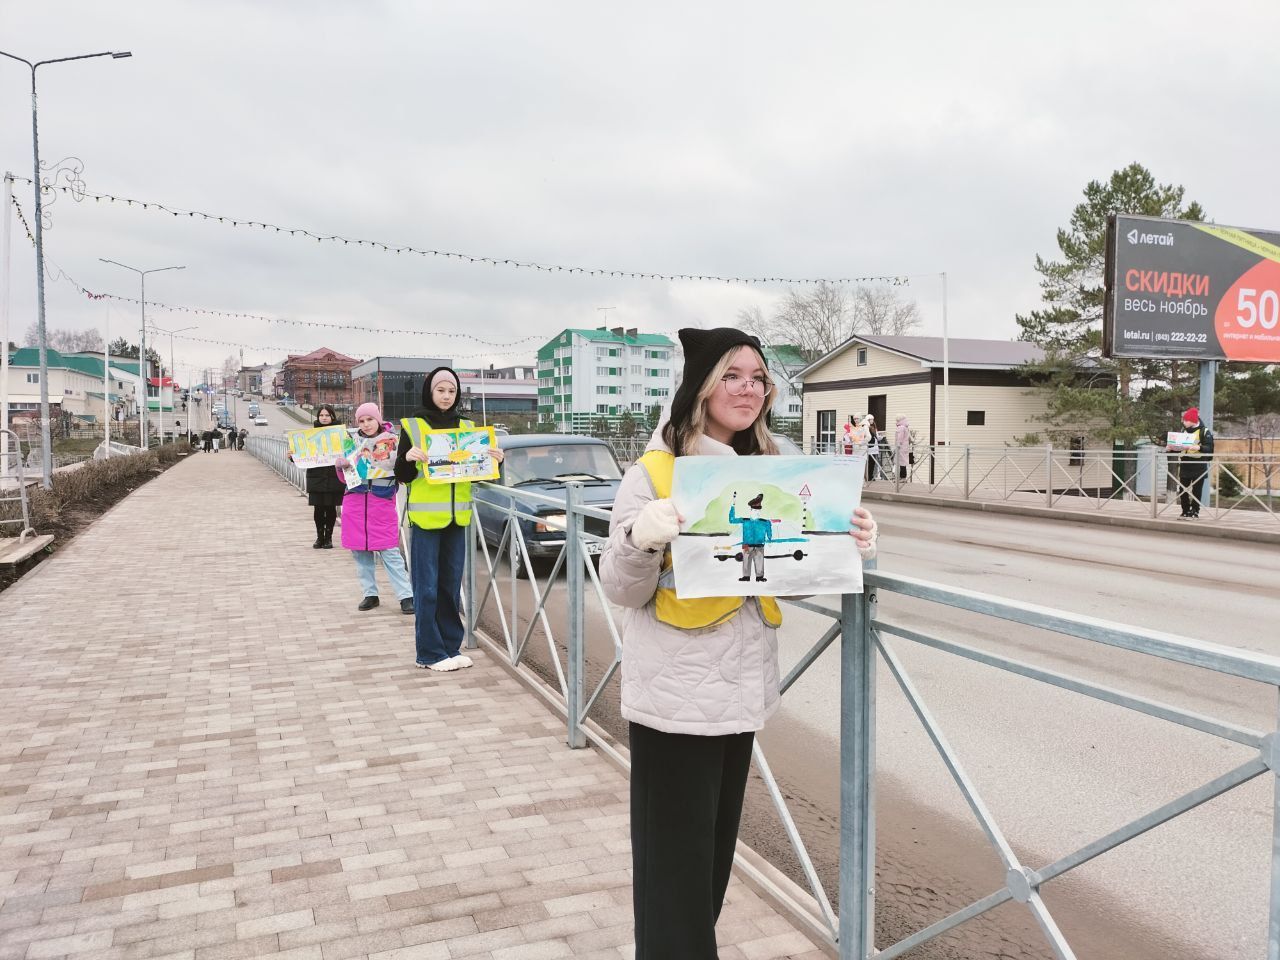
817,410,836,450
631,364,642,375
856,348,868,366
967,410,985,426
596,404,609,414
26,373,39,384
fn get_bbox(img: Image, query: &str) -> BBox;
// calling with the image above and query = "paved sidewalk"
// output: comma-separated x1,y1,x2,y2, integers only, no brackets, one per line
0,451,824,960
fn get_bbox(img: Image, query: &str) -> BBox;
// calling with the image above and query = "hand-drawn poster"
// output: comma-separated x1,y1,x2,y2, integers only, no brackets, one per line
424,426,499,484
286,425,348,468
1166,431,1198,450
670,455,866,599
341,429,398,490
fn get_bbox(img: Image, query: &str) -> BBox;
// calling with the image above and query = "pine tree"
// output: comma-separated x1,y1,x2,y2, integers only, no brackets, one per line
1016,163,1206,444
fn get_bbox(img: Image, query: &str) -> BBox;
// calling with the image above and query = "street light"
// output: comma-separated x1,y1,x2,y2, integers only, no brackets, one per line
148,322,194,444
0,48,131,487
98,259,184,448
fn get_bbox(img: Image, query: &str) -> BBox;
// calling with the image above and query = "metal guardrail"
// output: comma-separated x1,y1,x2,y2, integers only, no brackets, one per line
244,435,308,495
455,480,1280,959
809,442,1278,523
238,444,1279,955
0,429,37,542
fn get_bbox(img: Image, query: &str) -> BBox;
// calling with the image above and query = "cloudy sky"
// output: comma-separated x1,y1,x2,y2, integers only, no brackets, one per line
3,1,1278,383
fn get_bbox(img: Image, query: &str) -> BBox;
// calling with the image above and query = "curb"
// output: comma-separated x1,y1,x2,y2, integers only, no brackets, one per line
862,488,1280,545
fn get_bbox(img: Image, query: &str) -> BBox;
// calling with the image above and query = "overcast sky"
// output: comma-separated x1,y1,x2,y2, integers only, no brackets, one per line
3,0,1278,383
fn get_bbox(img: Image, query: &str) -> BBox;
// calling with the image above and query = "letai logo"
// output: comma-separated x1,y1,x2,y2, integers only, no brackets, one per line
1126,228,1175,247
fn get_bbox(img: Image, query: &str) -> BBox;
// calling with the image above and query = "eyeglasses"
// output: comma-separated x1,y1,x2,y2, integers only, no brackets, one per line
720,373,773,396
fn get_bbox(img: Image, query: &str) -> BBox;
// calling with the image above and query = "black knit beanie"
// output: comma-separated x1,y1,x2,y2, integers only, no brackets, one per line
664,327,769,455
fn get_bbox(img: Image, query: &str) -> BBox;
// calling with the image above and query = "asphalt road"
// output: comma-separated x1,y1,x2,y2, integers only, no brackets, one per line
471,502,1279,959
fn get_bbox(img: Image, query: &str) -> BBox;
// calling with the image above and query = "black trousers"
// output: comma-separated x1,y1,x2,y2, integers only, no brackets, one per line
313,504,337,537
1178,459,1208,515
630,722,754,960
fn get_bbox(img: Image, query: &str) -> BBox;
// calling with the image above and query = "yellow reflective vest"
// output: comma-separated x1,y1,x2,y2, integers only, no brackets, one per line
638,450,782,630
401,417,475,529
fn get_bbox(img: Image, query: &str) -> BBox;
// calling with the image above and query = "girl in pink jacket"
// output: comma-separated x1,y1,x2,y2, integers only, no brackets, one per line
335,402,413,614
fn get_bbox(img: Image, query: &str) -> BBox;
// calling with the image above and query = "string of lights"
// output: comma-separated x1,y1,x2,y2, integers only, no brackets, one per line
4,172,911,288
8,192,36,246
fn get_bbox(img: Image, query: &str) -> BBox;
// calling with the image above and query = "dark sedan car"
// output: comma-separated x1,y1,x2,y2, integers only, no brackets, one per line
473,435,623,565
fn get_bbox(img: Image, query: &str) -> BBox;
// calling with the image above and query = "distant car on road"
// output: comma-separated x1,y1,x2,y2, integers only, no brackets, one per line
472,434,622,567
254,416,269,426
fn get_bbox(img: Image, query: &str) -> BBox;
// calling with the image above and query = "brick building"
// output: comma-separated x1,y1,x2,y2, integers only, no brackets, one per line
279,347,360,412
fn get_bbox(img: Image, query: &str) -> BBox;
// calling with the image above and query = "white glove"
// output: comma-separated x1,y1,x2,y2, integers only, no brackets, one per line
630,498,682,553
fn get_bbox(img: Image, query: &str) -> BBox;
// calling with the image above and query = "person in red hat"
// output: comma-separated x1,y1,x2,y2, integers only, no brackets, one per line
1166,407,1214,518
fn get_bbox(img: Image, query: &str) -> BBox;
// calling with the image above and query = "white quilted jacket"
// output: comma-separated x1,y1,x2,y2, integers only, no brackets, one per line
600,429,781,736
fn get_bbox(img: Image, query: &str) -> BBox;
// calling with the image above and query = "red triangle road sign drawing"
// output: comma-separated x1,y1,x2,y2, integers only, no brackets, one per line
798,483,812,498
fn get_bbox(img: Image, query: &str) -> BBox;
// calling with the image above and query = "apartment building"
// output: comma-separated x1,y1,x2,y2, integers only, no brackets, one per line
536,327,675,433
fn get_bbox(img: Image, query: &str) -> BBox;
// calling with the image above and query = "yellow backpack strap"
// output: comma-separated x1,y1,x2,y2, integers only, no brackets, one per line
637,450,675,499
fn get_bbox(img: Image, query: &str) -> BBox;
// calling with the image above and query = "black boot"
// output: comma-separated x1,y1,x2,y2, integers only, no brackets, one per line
313,523,325,549
322,523,335,548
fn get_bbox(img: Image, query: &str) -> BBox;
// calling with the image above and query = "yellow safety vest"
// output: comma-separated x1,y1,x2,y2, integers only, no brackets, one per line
401,417,476,529
638,450,783,630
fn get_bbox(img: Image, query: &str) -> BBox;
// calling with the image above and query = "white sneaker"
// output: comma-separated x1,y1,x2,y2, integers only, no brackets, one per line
450,654,473,668
426,658,460,672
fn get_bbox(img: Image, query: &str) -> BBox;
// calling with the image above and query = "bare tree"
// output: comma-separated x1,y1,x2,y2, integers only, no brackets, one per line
852,285,922,336
221,355,240,381
738,282,921,360
22,324,105,353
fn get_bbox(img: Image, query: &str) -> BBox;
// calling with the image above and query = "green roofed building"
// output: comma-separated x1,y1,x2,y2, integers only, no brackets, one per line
535,326,675,433
4,348,142,424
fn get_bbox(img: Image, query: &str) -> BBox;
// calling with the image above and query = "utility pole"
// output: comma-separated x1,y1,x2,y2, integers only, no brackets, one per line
98,259,184,450
1,49,132,487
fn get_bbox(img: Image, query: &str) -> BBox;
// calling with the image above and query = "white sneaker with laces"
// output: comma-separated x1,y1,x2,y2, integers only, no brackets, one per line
449,654,473,668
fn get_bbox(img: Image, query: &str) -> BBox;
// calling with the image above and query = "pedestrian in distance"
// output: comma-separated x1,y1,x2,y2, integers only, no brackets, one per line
863,414,880,480
599,327,879,959
334,403,414,613
294,404,345,548
1167,406,1215,519
238,427,247,450
394,366,504,672
202,428,213,453
895,413,912,480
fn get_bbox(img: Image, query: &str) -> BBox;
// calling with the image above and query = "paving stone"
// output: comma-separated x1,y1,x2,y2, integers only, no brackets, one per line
0,454,818,960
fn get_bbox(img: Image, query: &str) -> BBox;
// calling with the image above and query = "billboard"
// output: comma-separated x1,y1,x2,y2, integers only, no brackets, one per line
1103,213,1280,362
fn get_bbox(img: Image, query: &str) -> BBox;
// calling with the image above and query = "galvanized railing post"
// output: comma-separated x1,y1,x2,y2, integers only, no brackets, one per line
565,482,587,748
1151,446,1161,518
1045,445,1053,507
963,446,971,500
1269,690,1280,960
839,571,877,958
464,515,477,650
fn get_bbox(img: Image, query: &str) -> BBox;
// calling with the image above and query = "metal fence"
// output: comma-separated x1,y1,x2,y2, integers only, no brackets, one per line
240,439,1280,956
244,434,308,495
810,442,1279,523
0,429,36,541
456,480,1280,959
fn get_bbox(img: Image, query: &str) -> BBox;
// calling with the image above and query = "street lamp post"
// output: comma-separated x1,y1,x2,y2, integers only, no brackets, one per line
99,259,184,449
0,48,131,487
148,322,194,444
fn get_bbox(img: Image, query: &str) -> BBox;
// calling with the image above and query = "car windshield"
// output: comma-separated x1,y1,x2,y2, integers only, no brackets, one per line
503,444,622,486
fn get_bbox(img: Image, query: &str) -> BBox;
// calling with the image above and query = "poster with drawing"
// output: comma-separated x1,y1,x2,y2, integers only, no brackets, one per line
286,425,347,468
424,426,499,484
340,429,398,490
670,455,866,599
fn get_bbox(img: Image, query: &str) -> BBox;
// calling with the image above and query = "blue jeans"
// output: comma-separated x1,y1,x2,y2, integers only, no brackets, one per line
411,523,466,666
353,548,412,601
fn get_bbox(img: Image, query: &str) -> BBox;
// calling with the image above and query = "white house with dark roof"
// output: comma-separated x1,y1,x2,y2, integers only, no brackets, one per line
796,334,1109,480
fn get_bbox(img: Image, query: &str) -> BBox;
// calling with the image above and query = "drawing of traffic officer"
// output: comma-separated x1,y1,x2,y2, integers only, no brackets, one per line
729,492,772,582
